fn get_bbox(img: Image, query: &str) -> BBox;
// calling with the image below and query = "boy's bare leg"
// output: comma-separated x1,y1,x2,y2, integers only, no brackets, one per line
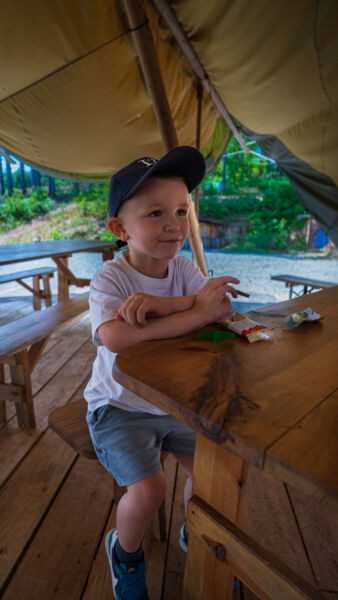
174,453,194,516
117,470,166,552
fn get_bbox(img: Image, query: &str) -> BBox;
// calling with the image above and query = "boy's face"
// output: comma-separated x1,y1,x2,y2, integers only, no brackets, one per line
109,177,190,266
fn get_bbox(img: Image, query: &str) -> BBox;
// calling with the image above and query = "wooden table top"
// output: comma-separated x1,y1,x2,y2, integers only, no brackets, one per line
0,240,117,266
114,286,338,505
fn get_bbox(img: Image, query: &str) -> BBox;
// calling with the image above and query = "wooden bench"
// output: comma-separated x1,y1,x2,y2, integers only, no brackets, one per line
271,274,336,299
48,398,167,541
0,292,89,427
0,266,57,309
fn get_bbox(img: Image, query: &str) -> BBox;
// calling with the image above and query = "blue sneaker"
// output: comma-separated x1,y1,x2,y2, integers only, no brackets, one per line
179,523,189,552
105,529,149,600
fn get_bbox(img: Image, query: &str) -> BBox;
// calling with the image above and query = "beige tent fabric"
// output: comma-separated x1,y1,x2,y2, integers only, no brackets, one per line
0,0,219,178
0,0,337,185
172,0,338,184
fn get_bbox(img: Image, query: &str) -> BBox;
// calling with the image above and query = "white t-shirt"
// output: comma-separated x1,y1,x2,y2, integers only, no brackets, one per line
84,251,207,415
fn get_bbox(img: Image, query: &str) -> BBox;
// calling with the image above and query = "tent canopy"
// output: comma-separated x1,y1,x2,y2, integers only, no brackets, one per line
0,0,337,240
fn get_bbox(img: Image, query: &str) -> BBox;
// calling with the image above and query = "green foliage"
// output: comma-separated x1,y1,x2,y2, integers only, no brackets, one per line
73,184,109,218
0,189,55,231
48,227,63,240
100,229,118,242
199,137,307,253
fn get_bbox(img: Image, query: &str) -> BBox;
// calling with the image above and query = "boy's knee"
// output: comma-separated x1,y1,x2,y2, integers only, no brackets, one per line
129,472,166,510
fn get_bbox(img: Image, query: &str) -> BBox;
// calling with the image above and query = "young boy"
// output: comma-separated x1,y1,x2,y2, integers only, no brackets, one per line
84,146,240,600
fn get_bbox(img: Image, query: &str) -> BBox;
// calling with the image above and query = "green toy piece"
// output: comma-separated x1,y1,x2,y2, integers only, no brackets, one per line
199,331,236,343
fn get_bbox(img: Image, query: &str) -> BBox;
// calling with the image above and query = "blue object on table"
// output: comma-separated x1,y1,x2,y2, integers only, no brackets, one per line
314,229,329,248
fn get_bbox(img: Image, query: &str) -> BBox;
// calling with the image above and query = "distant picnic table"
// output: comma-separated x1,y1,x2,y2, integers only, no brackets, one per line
271,274,336,299
0,239,117,302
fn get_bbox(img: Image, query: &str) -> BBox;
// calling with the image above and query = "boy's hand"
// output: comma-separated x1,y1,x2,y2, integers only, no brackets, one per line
117,293,174,327
193,276,240,325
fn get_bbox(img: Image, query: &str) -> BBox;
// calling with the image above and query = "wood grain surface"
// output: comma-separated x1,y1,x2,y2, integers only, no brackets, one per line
115,287,338,489
0,240,117,266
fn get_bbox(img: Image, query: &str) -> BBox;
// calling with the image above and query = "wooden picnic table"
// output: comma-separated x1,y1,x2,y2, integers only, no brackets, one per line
0,239,117,301
271,274,336,299
114,286,338,600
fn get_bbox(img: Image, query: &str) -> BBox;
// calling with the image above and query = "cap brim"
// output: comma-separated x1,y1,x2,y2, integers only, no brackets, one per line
125,146,206,201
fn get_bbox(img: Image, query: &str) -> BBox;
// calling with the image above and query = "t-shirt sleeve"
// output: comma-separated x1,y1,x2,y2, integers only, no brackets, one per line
89,266,125,346
180,257,208,295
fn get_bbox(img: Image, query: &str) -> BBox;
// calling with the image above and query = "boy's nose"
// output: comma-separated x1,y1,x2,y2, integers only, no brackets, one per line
164,216,180,231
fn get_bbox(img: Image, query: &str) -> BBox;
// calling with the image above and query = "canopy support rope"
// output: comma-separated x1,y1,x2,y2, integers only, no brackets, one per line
152,0,249,154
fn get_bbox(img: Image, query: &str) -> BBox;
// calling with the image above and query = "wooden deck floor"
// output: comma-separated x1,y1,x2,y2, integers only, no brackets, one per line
0,284,337,599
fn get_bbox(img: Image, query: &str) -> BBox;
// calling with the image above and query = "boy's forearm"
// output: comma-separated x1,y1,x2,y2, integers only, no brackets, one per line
168,295,196,313
99,307,204,353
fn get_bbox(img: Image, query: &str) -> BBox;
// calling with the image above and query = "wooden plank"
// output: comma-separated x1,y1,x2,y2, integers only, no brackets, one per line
241,466,316,587
0,337,95,486
31,315,91,394
0,423,41,488
183,434,246,600
29,338,97,430
9,350,35,427
48,398,96,459
162,460,188,600
0,267,56,285
188,496,323,600
0,240,117,266
1,458,113,600
287,484,338,591
28,337,50,372
0,292,89,358
0,429,76,594
0,382,24,402
265,388,338,504
165,460,188,574
82,504,118,600
0,363,6,422
42,272,52,307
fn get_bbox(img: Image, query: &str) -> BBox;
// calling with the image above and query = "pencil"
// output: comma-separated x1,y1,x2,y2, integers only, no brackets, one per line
236,289,250,298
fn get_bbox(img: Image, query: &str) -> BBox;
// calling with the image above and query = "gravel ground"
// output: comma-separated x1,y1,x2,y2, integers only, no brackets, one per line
1,248,337,310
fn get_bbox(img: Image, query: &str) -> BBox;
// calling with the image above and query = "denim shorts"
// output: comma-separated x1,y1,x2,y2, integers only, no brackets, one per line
86,404,196,486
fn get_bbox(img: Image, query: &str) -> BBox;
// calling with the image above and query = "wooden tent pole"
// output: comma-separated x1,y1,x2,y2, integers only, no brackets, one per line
194,81,203,219
123,0,208,276
152,0,249,153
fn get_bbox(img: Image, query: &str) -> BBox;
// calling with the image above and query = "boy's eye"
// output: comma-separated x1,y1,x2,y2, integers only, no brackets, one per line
148,210,162,217
177,209,188,216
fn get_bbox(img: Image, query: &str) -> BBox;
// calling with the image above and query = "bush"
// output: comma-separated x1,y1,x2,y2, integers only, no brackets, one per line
73,184,109,218
0,190,55,231
200,176,306,253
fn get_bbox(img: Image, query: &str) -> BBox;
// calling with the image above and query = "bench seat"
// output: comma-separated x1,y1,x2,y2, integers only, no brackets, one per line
0,266,57,309
271,274,336,299
0,292,89,427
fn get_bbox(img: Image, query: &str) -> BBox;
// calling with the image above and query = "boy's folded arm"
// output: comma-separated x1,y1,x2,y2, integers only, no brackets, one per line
98,307,204,353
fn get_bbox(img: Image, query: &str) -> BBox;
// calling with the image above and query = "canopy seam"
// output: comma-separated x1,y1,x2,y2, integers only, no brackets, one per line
0,20,149,106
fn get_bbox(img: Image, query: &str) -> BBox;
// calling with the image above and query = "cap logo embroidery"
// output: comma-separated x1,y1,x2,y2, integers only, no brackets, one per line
138,158,156,167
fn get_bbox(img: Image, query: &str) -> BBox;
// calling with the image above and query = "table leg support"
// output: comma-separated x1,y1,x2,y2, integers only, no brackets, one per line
9,350,36,428
183,434,247,600
187,496,321,600
56,256,70,301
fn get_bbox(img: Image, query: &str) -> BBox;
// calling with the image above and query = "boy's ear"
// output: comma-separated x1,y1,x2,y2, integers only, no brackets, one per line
108,217,129,242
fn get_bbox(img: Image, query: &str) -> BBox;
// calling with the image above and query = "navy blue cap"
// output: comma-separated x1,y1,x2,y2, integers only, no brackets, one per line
108,146,206,218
